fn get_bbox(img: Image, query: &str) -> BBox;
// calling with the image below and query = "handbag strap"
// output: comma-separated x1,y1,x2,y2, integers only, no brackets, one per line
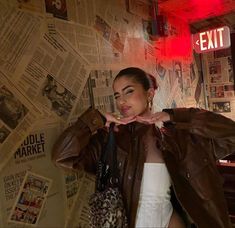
100,122,119,187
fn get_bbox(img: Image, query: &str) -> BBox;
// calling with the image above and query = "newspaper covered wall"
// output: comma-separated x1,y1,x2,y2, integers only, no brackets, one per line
0,120,66,227
0,0,207,227
203,49,235,120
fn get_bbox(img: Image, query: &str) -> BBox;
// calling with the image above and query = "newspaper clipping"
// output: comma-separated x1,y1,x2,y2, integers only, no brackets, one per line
12,31,91,123
0,1,43,77
65,172,95,228
0,72,42,171
8,171,52,226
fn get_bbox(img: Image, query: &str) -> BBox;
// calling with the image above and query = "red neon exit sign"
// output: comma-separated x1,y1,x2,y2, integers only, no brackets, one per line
192,26,231,53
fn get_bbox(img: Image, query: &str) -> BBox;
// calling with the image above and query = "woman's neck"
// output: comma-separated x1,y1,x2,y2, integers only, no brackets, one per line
140,109,152,117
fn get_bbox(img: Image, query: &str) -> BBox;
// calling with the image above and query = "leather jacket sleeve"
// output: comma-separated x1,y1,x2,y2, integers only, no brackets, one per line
52,107,107,173
163,108,235,160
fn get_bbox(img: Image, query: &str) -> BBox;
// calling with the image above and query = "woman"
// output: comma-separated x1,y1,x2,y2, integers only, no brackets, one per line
52,67,235,228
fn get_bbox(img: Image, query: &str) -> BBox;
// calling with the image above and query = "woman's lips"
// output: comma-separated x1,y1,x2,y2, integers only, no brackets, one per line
120,106,131,114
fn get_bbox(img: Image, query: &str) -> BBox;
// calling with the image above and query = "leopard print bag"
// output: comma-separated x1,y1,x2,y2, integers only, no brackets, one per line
89,187,128,228
89,123,128,228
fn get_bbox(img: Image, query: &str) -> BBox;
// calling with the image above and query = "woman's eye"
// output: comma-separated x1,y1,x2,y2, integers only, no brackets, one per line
125,90,133,95
114,96,120,100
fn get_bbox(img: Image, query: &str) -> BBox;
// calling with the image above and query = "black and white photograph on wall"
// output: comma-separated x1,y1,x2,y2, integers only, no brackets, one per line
227,57,234,83
209,61,221,75
45,0,67,20
224,84,235,97
173,61,183,92
190,63,196,82
41,75,76,119
212,101,231,113
210,74,222,83
94,15,111,41
110,30,125,53
0,126,10,144
210,85,224,98
171,100,177,108
228,68,234,83
224,84,235,91
183,77,192,97
142,19,152,41
0,86,28,129
156,59,167,79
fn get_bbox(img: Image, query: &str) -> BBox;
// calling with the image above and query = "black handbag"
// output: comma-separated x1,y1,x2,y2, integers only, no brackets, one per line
89,123,128,228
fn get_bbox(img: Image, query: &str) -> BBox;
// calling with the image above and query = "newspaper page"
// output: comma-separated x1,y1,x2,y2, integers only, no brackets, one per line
91,1,130,55
63,171,81,214
182,66,193,97
70,69,118,124
102,1,132,37
89,70,118,114
5,0,46,14
0,119,66,227
95,0,142,40
54,18,100,65
65,172,95,228
54,0,127,65
0,72,42,171
66,0,96,25
8,171,52,226
96,34,123,65
144,41,158,66
126,0,151,20
53,17,124,66
62,170,85,222
71,80,92,120
153,60,172,111
94,14,126,54
0,1,44,78
11,31,91,123
154,59,189,110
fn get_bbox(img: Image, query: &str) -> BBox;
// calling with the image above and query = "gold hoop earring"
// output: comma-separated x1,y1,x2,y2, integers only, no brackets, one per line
148,99,153,111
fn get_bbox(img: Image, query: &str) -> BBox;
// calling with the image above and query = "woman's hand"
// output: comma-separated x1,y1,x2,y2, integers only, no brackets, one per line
104,113,136,131
136,112,170,125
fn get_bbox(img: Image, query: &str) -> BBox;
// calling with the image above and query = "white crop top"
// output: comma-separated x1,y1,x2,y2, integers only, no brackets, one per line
135,163,173,228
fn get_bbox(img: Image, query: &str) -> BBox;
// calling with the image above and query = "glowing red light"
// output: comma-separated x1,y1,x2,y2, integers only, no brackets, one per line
154,15,192,61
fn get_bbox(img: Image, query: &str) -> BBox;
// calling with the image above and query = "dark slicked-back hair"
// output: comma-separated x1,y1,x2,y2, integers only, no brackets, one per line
114,67,158,91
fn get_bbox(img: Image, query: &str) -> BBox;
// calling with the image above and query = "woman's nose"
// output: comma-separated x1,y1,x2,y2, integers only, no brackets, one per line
118,96,126,105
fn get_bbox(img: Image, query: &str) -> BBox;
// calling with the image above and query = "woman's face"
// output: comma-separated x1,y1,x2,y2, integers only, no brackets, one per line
113,76,153,117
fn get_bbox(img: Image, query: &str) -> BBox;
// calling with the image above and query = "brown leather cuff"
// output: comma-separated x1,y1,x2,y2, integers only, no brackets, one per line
79,107,105,134
163,108,191,123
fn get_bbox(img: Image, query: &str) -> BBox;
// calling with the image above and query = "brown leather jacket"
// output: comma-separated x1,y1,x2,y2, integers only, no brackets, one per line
52,107,235,228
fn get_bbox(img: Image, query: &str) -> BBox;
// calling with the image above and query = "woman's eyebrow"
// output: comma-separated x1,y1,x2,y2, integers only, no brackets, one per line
114,85,134,96
122,85,134,91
